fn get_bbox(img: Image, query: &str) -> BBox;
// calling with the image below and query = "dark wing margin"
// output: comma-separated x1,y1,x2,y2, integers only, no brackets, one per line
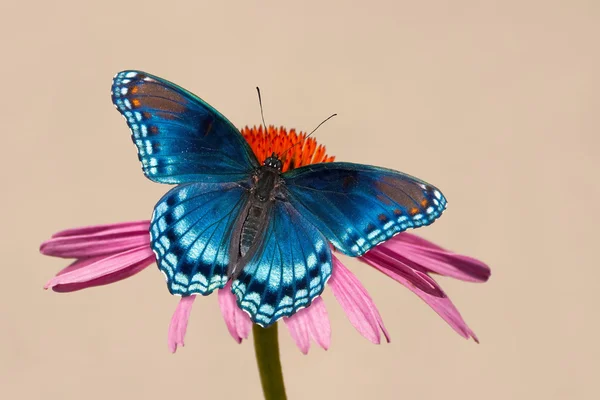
111,70,259,184
283,162,447,257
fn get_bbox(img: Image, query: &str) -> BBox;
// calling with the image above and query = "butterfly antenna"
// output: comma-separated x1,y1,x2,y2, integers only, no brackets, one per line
279,113,337,159
256,87,268,133
306,113,337,138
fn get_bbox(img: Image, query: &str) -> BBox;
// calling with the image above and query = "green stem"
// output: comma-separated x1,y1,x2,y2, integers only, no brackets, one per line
253,323,287,400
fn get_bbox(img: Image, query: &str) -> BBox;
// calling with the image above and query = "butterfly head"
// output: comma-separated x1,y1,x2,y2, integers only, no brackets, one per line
263,152,283,172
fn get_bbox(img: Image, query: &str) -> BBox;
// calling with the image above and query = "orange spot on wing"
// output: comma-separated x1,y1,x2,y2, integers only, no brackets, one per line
204,121,213,137
131,86,139,94
132,99,141,107
409,207,419,216
421,199,428,207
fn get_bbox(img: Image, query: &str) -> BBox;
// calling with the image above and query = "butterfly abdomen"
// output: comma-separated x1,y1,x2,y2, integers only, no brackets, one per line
240,205,266,257
240,167,282,257
227,166,282,280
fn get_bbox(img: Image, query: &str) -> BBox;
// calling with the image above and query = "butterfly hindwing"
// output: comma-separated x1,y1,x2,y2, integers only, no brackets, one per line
283,162,447,257
111,70,259,184
110,70,451,327
151,180,250,295
231,201,332,326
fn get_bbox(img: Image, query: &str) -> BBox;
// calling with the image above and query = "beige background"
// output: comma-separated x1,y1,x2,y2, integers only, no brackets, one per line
1,1,598,399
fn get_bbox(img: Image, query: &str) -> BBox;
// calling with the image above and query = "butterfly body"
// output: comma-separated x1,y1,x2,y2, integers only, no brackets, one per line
111,70,448,326
228,156,284,280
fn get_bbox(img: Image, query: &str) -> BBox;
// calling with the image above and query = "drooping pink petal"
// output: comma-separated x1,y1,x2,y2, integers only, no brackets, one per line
49,220,151,238
305,298,331,351
218,282,252,343
286,311,309,354
380,233,491,282
48,256,154,293
168,295,196,353
361,249,479,342
393,232,447,251
40,221,151,258
328,256,390,344
416,290,479,343
284,296,330,354
364,250,445,297
44,246,155,291
53,255,106,277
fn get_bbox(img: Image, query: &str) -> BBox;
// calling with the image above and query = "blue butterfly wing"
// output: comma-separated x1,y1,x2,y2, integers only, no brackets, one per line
283,162,447,257
151,180,250,295
111,70,259,183
231,201,332,326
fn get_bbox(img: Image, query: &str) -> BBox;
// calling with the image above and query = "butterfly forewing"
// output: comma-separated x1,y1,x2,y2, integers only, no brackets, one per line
112,71,448,327
283,162,447,256
111,70,259,184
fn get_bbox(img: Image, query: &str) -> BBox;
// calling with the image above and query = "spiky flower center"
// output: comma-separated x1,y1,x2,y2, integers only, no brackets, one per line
241,125,334,173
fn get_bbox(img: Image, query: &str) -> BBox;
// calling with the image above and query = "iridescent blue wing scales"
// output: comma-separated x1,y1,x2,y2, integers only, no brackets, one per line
113,70,447,326
111,70,259,183
151,181,250,295
231,201,332,326
283,162,447,257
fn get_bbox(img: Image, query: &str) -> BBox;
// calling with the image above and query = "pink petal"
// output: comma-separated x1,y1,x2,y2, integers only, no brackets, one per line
218,282,252,343
168,295,196,353
328,256,390,344
394,232,447,251
285,312,309,354
40,221,151,258
379,234,491,283
284,296,330,354
53,256,106,277
49,257,154,293
416,291,479,343
364,250,445,297
50,220,151,238
361,252,479,342
44,246,155,291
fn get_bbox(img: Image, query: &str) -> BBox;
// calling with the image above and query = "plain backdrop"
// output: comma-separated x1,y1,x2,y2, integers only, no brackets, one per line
1,1,598,399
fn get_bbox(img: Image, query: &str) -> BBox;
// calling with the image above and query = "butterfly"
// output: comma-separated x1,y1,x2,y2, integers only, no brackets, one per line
111,71,447,326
